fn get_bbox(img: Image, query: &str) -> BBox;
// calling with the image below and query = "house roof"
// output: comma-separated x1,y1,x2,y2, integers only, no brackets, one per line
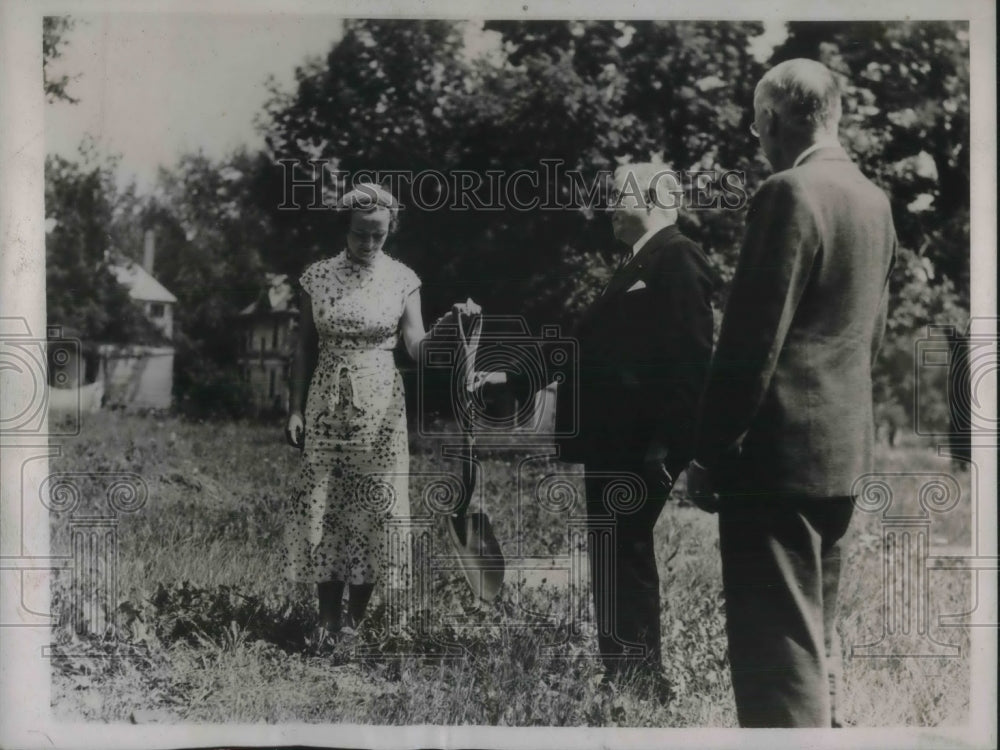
240,273,298,316
110,261,177,304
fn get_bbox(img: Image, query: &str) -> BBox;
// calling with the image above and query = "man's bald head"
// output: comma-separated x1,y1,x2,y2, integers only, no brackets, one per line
610,163,681,244
612,163,682,213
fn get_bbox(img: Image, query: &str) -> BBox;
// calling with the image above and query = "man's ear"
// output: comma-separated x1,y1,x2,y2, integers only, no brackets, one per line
766,110,781,138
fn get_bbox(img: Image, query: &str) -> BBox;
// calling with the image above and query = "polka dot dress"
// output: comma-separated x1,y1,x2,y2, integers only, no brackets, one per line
283,250,420,585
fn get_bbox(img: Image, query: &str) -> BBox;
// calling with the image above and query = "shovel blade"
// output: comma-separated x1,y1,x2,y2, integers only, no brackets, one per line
447,511,505,602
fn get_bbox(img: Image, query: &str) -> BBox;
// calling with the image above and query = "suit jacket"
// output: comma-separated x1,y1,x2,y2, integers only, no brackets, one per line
554,225,715,475
695,146,897,498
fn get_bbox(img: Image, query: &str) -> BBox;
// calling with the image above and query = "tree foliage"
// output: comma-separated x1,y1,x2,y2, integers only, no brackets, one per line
43,16,79,104
256,20,769,329
773,21,970,308
771,22,970,430
43,18,157,348
44,19,970,428
45,149,162,346
138,151,272,417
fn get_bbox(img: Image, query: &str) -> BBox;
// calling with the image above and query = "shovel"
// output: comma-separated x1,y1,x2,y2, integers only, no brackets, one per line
445,309,505,602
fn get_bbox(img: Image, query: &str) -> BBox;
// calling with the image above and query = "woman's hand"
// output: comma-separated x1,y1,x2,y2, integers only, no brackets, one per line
452,298,482,319
285,412,305,450
472,371,507,391
426,298,482,342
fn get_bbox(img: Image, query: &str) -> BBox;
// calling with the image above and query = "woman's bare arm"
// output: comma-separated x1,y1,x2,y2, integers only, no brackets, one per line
399,289,427,361
289,290,319,417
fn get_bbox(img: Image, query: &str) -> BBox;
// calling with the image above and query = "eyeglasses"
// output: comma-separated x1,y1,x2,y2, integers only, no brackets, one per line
348,229,387,243
606,187,656,208
607,187,679,210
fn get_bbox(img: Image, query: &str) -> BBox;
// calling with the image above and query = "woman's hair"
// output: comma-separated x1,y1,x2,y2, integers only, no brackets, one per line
336,182,400,236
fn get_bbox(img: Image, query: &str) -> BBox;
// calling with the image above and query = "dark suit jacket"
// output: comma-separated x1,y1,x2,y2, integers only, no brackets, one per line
695,147,897,498
554,225,715,475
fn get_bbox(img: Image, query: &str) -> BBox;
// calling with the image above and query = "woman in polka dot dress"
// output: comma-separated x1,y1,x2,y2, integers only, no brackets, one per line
282,183,477,638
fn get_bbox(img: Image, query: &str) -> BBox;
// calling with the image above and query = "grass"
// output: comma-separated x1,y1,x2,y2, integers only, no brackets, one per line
47,411,971,726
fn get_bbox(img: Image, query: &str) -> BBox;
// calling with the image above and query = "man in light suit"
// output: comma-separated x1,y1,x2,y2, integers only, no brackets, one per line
553,163,715,693
687,59,897,727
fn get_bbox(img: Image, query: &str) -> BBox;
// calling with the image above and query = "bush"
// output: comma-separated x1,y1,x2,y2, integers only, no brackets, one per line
173,344,256,420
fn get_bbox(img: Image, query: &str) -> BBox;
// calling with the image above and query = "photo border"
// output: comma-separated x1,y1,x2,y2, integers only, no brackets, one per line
1,0,995,748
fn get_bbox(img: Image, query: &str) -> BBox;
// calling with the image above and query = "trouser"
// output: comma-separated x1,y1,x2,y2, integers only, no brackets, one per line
718,495,854,728
584,463,669,676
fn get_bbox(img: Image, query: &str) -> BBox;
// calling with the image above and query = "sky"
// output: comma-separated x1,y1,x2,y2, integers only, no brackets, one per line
45,14,785,193
45,14,346,191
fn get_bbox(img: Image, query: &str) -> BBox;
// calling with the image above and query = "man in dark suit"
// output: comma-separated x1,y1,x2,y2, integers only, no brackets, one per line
553,163,715,691
687,59,897,727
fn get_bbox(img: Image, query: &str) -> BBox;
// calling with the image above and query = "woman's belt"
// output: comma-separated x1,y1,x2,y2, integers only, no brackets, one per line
316,347,395,411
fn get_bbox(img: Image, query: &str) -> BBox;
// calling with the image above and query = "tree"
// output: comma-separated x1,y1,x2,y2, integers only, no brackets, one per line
257,20,769,330
45,147,162,346
44,18,166,385
770,22,971,434
140,150,273,416
771,21,970,305
481,21,767,323
130,19,968,427
259,20,475,313
43,16,78,104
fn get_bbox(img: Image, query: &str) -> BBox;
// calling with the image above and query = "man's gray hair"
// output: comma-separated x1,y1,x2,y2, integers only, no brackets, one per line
755,58,842,134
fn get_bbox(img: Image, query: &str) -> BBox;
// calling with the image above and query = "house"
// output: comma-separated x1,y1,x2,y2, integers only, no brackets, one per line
109,258,176,340
101,230,176,410
47,229,177,413
238,274,298,415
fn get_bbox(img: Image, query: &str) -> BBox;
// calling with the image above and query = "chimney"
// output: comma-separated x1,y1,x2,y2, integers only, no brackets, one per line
143,229,155,276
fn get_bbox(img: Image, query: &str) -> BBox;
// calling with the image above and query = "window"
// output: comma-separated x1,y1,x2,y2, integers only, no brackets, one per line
149,303,165,318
